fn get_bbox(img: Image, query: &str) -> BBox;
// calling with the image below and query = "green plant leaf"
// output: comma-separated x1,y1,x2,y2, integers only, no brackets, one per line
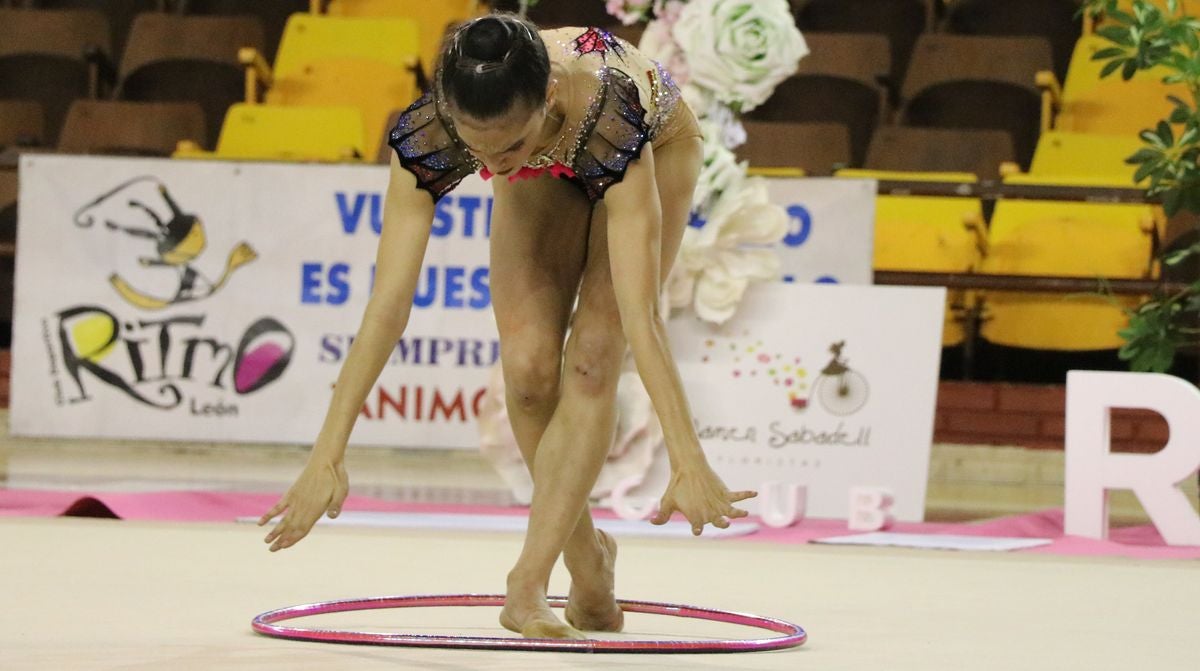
1163,186,1185,215
1141,128,1167,147
1100,58,1127,78
1157,120,1176,145
1098,25,1136,45
1127,147,1162,163
1092,46,1127,60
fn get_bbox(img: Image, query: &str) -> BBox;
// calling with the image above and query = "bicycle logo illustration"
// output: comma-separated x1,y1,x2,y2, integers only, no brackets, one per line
788,341,870,416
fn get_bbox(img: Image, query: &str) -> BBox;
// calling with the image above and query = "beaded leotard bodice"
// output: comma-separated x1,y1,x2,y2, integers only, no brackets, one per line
387,26,684,203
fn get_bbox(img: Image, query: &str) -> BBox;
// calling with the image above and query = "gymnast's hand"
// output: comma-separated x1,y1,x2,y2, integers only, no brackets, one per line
258,458,349,552
650,463,755,536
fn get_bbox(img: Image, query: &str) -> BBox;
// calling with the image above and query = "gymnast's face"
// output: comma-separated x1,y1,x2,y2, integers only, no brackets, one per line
452,100,547,177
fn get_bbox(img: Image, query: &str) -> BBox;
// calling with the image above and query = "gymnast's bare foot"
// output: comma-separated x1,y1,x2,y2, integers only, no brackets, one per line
499,574,586,640
565,529,624,632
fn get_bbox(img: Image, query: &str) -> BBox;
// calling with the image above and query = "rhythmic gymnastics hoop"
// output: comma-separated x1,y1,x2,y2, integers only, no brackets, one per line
252,594,807,654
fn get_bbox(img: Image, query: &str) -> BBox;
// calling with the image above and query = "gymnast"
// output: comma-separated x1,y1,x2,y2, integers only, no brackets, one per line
259,13,755,640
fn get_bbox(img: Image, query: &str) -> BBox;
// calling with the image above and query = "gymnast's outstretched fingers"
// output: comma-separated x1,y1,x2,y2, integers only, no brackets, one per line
651,465,757,535
259,459,349,552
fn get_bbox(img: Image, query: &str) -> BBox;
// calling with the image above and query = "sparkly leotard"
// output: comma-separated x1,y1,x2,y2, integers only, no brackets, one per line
387,26,700,203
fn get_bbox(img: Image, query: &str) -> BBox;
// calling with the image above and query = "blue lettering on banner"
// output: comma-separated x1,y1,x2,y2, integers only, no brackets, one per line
301,262,351,304
433,194,494,239
335,192,383,235
815,275,839,284
336,191,493,238
318,334,500,368
412,266,492,310
782,204,812,247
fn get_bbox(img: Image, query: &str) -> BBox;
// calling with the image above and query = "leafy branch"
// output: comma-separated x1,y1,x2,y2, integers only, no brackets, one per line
1084,0,1200,372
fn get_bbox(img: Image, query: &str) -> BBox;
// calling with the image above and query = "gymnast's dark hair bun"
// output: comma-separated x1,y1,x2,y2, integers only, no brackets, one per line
438,14,550,120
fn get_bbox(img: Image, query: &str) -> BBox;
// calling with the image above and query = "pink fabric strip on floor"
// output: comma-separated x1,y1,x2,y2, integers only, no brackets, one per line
2,488,1197,560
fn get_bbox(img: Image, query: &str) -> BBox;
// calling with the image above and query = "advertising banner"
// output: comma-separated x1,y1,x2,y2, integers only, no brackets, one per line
666,283,946,521
12,157,885,455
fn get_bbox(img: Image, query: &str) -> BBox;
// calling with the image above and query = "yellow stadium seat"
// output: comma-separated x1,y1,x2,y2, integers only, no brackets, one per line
1038,35,1187,134
274,13,419,74
979,174,1158,351
325,0,481,75
1028,131,1148,185
240,14,421,159
175,103,365,162
838,169,986,347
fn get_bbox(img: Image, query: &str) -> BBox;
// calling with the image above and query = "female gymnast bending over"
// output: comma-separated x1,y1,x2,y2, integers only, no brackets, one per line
258,13,756,640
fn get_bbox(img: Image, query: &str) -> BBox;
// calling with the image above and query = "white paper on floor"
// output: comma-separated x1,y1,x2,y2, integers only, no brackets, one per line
238,512,760,539
811,532,1053,552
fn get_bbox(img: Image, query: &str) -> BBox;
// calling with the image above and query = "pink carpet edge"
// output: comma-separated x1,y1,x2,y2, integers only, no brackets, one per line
2,487,1198,560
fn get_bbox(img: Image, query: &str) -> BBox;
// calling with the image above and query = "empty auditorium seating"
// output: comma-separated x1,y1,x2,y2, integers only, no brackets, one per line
980,174,1158,351
736,121,852,175
940,0,1080,81
0,8,110,144
793,0,932,89
324,0,479,75
118,13,264,148
864,126,1016,179
240,13,421,159
180,0,308,64
899,34,1053,168
58,100,206,156
1038,35,1187,136
0,101,45,150
175,103,365,162
839,168,986,347
29,0,163,62
746,33,891,167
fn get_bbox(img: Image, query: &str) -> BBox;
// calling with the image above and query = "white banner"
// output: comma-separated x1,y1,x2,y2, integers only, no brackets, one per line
13,155,497,448
667,283,946,521
767,177,876,285
12,156,880,452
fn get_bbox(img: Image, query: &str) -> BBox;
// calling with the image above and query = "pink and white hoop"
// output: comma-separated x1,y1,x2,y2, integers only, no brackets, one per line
252,594,807,653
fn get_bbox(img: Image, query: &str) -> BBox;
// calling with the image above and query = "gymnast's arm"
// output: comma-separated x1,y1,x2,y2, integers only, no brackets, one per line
604,146,755,535
259,154,436,552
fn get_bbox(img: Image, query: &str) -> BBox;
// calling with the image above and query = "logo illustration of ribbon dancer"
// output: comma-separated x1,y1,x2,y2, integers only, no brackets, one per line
74,176,257,310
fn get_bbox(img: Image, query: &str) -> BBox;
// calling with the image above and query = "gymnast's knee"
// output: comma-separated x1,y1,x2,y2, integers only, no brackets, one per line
563,326,626,397
502,341,563,410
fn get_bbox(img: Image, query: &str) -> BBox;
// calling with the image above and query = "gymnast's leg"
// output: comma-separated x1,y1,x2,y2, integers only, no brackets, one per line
499,136,704,639
488,175,619,638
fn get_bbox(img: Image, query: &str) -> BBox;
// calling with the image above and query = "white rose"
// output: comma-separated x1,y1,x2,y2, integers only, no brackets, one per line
671,0,808,111
638,18,690,85
693,263,749,324
708,176,789,248
692,129,745,217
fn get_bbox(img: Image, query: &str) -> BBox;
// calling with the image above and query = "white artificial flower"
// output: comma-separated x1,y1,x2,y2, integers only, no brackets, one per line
639,17,691,85
692,120,747,216
606,0,655,25
669,176,788,324
671,0,808,111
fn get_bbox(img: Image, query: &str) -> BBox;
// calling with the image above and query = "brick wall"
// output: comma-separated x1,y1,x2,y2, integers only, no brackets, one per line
935,381,1170,453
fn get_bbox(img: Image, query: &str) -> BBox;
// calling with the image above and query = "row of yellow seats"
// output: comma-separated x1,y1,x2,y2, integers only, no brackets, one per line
177,4,477,163
841,132,1159,353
